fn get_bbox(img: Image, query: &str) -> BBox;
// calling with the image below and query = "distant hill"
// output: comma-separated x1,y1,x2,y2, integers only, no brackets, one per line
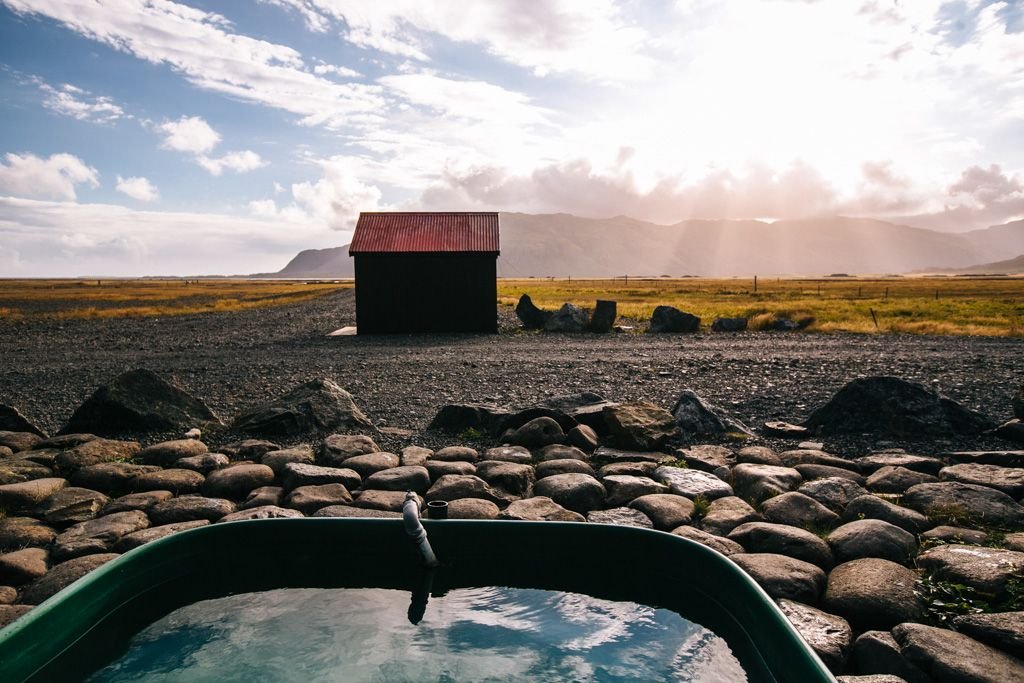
263,213,1024,278
923,253,1024,275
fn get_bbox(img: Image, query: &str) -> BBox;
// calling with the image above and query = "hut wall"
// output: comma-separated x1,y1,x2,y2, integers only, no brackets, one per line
354,253,497,333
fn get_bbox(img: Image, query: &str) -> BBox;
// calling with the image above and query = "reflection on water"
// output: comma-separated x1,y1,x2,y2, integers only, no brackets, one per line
87,587,747,682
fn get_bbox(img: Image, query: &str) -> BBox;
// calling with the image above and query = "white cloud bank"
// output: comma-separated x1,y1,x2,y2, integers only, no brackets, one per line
115,175,158,202
38,81,126,123
0,152,99,200
158,116,265,175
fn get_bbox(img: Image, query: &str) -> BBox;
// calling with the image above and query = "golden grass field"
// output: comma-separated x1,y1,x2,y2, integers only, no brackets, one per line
0,279,352,320
0,276,1022,336
498,276,1024,337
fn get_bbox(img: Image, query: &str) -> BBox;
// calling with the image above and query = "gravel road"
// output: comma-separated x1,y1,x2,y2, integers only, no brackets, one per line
1,289,1020,455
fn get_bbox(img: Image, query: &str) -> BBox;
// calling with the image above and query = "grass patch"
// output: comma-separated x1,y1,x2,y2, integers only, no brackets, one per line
0,279,352,320
914,575,991,626
497,276,1024,336
456,427,488,442
691,495,710,519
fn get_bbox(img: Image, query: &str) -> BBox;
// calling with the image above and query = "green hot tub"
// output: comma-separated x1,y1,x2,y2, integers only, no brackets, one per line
0,520,835,682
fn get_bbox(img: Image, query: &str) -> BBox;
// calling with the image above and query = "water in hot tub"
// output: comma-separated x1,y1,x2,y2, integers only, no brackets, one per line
87,586,747,682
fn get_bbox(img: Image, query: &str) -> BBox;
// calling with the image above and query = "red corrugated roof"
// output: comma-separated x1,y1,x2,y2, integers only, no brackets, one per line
349,212,499,254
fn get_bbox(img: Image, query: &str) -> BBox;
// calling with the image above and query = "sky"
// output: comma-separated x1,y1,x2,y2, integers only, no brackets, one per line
0,0,1022,276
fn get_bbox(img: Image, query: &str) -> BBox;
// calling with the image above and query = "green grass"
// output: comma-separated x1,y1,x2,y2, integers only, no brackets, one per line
498,276,1024,336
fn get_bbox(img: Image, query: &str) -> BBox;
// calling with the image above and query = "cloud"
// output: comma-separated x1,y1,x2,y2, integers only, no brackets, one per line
0,152,99,200
115,175,158,202
38,81,126,123
892,164,1024,231
3,0,384,129
159,116,221,154
197,150,267,176
0,196,340,276
312,62,361,78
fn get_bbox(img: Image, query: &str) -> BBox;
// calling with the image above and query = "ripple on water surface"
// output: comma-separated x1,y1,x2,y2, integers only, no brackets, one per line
87,586,747,682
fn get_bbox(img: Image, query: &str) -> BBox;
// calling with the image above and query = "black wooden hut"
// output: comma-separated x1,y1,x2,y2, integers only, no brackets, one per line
349,212,500,333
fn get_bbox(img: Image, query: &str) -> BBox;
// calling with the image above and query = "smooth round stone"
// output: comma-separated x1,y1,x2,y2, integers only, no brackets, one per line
496,497,584,522
670,526,744,556
20,553,120,605
138,439,207,468
533,473,606,513
114,520,210,552
587,507,653,528
536,459,595,479
425,460,476,482
342,453,400,479
260,445,315,475
480,446,531,464
731,553,827,604
700,496,760,536
431,446,478,463
35,487,109,525
822,558,924,630
0,517,57,550
175,453,229,474
129,469,205,495
149,496,236,524
474,461,535,496
777,599,852,674
202,464,275,500
363,466,431,494
827,520,917,564
536,444,588,462
629,494,694,531
728,522,833,570
761,492,839,530
101,490,173,515
446,498,500,519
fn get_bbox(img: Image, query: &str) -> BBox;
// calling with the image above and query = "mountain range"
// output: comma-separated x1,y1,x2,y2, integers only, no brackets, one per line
266,213,1024,278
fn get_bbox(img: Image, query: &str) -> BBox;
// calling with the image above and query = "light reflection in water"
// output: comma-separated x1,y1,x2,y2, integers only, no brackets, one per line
87,587,748,682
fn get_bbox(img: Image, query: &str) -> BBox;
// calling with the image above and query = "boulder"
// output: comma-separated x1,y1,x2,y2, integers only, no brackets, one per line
567,424,599,452
588,300,617,333
335,451,396,479
901,481,1024,528
536,459,596,479
426,474,512,507
728,522,833,570
0,547,49,585
711,317,748,332
353,490,417,513
671,390,752,437
822,558,924,630
917,544,1024,598
475,461,535,497
175,453,229,474
202,464,275,500
731,553,827,603
533,473,606,513
0,478,67,511
285,484,352,514
649,306,700,333
35,487,109,525
598,461,658,478
587,507,653,528
55,438,140,472
920,525,988,546
737,446,785,466
482,445,532,464
402,446,434,466
851,630,931,683
149,496,236,524
502,417,565,449
233,379,373,436
855,452,944,475
700,496,760,536
602,400,678,451
777,599,852,673
533,392,616,432
446,498,500,519
732,463,803,503
629,494,694,531
940,463,1024,498
544,303,589,332
260,445,315,475
803,376,994,436
218,506,304,522
893,622,1024,683
761,492,839,530
0,458,52,485
670,526,745,556
498,496,585,522
866,466,937,494
0,517,57,550
654,466,733,500
138,439,208,468
240,486,284,510
679,445,736,472
128,469,204,495
602,475,667,506
798,478,869,513
953,611,1024,659
363,465,430,493
827,520,918,564
432,446,479,463
70,463,159,496
426,403,511,435
424,460,476,482
20,553,120,605
840,495,931,534
995,419,1024,444
61,369,221,435
115,519,209,551
319,434,380,466
537,444,588,462
0,431,43,453
515,293,551,329
52,510,150,561
102,490,174,515
0,405,46,437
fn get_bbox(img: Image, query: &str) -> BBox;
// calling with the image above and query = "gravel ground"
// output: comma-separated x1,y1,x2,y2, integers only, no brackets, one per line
1,289,1021,455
